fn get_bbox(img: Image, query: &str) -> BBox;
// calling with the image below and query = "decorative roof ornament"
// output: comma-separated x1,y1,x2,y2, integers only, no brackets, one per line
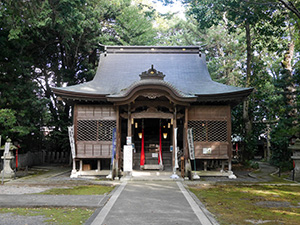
139,65,165,80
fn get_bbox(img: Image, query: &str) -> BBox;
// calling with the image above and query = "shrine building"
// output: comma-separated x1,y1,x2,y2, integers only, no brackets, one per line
52,46,253,179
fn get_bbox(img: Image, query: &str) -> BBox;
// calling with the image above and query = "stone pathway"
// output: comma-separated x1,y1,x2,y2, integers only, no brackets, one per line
87,181,218,225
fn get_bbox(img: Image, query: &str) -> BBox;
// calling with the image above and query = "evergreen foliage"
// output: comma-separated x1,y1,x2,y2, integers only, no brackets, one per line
0,0,299,169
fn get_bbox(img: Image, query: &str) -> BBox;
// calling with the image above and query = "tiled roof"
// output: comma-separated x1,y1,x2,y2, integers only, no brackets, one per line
52,46,253,103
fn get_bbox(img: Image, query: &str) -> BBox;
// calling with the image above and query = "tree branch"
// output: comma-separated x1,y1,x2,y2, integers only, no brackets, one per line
278,0,300,19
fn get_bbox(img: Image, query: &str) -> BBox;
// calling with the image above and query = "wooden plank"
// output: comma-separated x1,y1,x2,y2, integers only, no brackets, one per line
77,105,117,120
76,141,112,158
188,105,230,120
188,105,231,161
94,145,101,156
75,105,117,159
77,143,85,157
194,142,229,159
94,107,102,118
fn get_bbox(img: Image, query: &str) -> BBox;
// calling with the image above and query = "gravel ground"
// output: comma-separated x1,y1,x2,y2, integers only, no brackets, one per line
0,213,49,225
0,185,53,195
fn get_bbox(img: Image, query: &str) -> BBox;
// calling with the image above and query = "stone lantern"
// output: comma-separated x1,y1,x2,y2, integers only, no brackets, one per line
0,138,16,178
289,139,300,181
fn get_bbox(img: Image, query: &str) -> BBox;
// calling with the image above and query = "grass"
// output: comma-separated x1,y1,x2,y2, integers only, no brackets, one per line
0,185,115,224
38,184,114,195
0,207,94,225
190,184,300,225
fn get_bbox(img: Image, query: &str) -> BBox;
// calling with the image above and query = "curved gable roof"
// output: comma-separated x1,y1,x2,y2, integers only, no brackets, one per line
52,46,253,104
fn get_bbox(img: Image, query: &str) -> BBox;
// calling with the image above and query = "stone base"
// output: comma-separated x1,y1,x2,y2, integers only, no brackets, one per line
0,170,15,178
194,170,237,179
170,172,180,179
70,169,78,178
141,164,164,170
70,169,111,178
292,168,300,181
1,155,15,179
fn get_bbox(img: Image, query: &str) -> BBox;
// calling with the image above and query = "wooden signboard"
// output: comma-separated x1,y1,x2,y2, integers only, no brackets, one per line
68,126,76,159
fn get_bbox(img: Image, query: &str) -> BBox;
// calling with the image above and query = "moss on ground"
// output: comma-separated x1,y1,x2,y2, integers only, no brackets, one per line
0,185,114,224
0,207,94,225
38,185,114,195
190,184,300,225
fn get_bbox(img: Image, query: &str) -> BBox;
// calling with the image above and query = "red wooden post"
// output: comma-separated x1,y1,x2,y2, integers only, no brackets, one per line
140,129,145,166
16,145,20,170
158,125,163,165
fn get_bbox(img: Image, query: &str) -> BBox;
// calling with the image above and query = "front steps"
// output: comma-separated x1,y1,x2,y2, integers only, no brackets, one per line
133,152,172,171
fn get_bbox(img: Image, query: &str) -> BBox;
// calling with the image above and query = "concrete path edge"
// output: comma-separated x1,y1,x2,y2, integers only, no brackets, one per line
177,182,218,225
86,182,127,225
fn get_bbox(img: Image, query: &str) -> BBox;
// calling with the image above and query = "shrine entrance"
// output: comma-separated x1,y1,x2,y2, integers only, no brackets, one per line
132,118,173,170
118,92,185,171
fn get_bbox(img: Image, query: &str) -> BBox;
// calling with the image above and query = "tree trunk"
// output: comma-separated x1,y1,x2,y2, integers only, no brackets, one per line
243,21,252,137
282,42,297,120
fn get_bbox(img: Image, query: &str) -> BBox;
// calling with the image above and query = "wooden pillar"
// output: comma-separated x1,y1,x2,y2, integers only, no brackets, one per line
73,104,78,157
127,104,132,137
72,159,76,171
79,159,83,171
227,106,232,171
228,160,232,171
221,160,225,172
184,107,189,160
116,106,121,177
97,160,101,171
204,161,207,171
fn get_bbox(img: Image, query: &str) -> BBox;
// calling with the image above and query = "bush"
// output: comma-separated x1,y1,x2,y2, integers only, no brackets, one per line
270,120,293,171
242,132,258,161
243,160,259,169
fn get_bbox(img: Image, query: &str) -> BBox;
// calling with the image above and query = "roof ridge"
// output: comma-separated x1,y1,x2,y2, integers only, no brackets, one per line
105,46,201,54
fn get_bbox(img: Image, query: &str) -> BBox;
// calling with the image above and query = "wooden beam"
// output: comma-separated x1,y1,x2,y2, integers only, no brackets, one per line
74,104,78,156
184,107,188,160
116,106,120,177
227,106,232,169
132,108,173,119
131,100,174,111
127,104,132,137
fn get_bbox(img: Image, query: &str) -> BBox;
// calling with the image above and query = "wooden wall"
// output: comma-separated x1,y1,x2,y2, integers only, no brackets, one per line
74,105,116,159
188,105,231,159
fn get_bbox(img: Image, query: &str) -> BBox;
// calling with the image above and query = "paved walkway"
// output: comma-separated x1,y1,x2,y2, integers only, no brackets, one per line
86,181,218,225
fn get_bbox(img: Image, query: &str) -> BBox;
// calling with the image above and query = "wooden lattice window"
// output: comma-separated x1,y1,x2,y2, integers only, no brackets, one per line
188,120,227,142
77,120,116,141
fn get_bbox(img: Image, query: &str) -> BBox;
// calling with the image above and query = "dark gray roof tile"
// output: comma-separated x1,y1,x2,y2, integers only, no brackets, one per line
53,46,253,101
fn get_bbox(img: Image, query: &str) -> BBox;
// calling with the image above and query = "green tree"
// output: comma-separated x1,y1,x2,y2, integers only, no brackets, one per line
1,0,159,152
113,6,157,45
185,0,292,159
